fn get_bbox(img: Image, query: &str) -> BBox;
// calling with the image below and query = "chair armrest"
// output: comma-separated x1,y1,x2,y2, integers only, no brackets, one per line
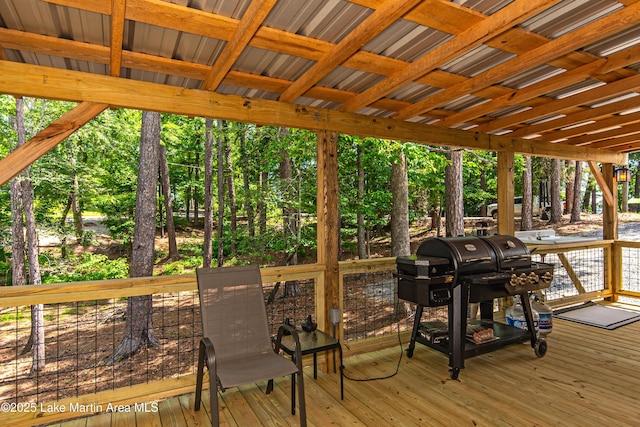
199,337,217,376
275,325,304,370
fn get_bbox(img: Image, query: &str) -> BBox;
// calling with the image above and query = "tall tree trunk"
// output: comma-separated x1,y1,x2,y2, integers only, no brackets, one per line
565,160,575,214
70,159,84,243
59,195,73,258
621,180,629,213
356,144,368,259
445,149,464,237
571,161,582,223
203,118,214,268
634,170,640,198
159,144,178,258
194,151,200,225
259,171,268,239
158,182,164,238
550,158,562,223
23,177,45,374
240,126,255,238
279,129,301,297
521,156,533,231
391,150,410,256
479,170,487,217
110,111,160,363
186,156,192,223
225,140,237,254
11,97,45,374
583,175,594,212
217,120,225,267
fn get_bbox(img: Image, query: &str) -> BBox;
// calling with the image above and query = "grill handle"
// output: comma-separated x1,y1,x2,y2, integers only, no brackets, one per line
503,254,530,260
464,256,492,262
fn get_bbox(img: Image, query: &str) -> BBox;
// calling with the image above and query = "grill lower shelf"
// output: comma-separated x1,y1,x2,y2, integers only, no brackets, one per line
414,319,534,358
404,283,548,379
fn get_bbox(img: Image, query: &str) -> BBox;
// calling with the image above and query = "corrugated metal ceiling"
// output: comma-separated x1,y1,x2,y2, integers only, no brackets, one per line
0,0,640,153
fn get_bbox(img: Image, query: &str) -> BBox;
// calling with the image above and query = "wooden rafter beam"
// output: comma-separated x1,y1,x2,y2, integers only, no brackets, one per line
509,94,640,138
201,0,278,91
0,102,108,187
589,133,640,151
440,44,640,128
533,110,640,143
110,0,126,77
278,0,423,103
582,129,640,149
480,73,640,134
568,122,640,147
393,2,640,120
0,60,627,165
37,0,638,139
340,0,560,113
0,27,414,115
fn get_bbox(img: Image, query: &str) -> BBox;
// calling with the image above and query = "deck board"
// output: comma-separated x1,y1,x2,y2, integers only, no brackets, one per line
54,306,640,426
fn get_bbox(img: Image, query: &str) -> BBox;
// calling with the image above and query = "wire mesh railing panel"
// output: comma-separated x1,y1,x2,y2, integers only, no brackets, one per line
342,271,449,342
621,246,640,293
531,247,607,301
263,278,316,336
0,291,202,404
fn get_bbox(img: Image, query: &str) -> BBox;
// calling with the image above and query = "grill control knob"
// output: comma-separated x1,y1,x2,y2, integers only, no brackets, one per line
541,271,553,284
529,272,540,284
518,273,528,286
509,273,518,287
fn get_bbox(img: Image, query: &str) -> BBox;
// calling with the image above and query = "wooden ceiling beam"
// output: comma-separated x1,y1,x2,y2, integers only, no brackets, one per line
534,111,640,143
0,102,108,187
109,0,126,77
39,0,604,128
0,60,626,165
278,0,423,103
440,44,640,128
572,123,640,147
201,0,278,91
394,2,640,120
479,73,640,133
509,95,640,138
340,0,560,113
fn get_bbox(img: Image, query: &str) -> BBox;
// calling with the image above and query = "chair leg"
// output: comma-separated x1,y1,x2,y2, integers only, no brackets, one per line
195,340,206,411
210,377,219,427
196,338,219,426
296,369,307,427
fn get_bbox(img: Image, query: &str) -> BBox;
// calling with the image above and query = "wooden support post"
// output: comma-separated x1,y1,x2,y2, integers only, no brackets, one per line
589,162,619,300
497,151,515,236
0,101,108,186
602,163,619,301
316,130,340,371
601,163,618,241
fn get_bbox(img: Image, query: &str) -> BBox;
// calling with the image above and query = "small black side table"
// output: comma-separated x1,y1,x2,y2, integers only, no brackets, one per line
276,329,344,400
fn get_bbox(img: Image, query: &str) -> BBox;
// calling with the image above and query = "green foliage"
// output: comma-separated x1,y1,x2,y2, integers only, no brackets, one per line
161,256,202,275
42,253,129,283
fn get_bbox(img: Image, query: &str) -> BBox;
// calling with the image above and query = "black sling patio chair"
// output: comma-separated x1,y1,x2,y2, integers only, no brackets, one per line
194,264,306,426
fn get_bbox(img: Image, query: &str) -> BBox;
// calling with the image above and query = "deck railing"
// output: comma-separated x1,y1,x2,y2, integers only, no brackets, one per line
1,240,639,426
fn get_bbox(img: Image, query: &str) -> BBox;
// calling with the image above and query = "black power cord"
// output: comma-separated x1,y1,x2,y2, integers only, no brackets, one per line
342,300,405,382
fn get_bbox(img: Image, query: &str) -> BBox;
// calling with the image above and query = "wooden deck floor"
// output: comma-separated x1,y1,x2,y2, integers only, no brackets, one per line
51,304,640,426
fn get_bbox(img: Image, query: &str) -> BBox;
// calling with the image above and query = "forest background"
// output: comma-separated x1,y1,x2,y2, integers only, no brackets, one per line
2,96,640,288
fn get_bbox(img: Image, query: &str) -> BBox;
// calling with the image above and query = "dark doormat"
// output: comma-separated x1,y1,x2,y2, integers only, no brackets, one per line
554,302,640,330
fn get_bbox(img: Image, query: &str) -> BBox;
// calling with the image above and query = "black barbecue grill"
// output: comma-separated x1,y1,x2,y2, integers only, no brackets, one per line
396,235,553,379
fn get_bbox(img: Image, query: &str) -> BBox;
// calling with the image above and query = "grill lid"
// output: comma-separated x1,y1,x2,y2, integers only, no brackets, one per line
416,237,497,275
482,235,531,271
